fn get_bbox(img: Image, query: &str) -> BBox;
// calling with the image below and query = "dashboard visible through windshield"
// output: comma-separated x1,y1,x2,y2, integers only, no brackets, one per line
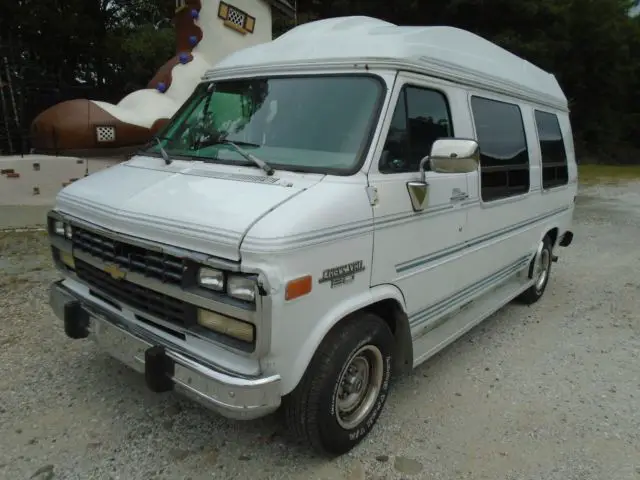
144,74,385,175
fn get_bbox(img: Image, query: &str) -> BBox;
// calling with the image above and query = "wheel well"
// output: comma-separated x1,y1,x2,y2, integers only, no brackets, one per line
546,227,559,247
363,298,413,376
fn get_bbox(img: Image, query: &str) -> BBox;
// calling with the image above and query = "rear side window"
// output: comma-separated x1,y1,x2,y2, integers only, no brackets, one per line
470,96,530,202
534,110,569,189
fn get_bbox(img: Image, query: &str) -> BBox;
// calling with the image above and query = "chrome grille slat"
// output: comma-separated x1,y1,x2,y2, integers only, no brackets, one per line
72,227,186,286
76,259,192,326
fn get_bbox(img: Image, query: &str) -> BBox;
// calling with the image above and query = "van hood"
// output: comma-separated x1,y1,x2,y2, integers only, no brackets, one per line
55,156,323,260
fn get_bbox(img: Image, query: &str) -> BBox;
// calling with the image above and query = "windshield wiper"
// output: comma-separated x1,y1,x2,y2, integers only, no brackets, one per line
203,136,274,176
221,139,261,148
153,135,172,165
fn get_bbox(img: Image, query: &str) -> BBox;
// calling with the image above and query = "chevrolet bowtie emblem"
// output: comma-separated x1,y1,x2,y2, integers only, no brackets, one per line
104,263,126,281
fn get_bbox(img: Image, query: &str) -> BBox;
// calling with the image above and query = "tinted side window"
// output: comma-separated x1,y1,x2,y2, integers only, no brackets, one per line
535,110,569,189
471,96,530,202
380,86,453,173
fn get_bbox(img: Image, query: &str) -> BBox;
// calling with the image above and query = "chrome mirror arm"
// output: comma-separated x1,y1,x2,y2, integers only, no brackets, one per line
418,156,430,183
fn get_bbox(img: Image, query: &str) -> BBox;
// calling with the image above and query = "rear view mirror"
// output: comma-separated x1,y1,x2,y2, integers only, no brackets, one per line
427,138,480,175
408,138,480,212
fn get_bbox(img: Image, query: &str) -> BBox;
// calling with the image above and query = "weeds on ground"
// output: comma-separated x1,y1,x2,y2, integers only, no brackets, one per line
578,164,640,185
0,229,49,259
0,230,53,289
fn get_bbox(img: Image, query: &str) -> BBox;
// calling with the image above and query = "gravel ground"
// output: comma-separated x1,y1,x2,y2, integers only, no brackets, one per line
1,182,639,480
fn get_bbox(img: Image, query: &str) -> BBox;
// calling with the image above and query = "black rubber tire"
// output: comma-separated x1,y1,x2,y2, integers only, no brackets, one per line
517,235,553,305
283,312,394,456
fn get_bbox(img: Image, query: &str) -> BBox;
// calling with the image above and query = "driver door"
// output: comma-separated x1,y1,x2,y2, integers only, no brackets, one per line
368,74,470,340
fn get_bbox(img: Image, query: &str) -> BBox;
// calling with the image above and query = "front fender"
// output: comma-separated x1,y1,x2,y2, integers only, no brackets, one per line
282,283,407,395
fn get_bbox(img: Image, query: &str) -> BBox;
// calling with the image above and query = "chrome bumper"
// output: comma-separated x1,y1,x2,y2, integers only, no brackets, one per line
49,280,281,420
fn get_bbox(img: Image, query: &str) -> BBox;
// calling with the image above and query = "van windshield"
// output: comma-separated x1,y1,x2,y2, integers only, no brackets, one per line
145,75,384,174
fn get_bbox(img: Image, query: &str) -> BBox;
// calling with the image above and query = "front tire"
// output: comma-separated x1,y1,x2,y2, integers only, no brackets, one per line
283,312,394,456
517,235,553,305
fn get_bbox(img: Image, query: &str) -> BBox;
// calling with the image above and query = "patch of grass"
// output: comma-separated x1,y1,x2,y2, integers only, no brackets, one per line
0,229,50,259
0,229,47,241
578,164,640,185
0,276,31,289
0,334,20,347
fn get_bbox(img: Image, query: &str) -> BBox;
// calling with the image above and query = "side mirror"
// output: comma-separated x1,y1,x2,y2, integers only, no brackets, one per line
408,138,480,212
424,138,480,177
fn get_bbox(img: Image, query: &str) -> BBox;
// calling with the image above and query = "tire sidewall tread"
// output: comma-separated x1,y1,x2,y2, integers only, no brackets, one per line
284,312,394,456
518,235,553,305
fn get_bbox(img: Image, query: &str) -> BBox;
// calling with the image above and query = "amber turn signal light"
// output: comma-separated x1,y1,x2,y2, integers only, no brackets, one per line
285,275,312,301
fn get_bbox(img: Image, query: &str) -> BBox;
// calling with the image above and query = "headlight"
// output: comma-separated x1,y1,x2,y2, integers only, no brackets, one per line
53,220,65,236
52,220,73,239
198,267,224,291
227,274,256,302
197,266,257,302
197,309,254,343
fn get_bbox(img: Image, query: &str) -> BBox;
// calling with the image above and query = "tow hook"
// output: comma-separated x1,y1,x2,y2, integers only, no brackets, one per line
552,255,559,263
63,300,90,339
144,346,175,393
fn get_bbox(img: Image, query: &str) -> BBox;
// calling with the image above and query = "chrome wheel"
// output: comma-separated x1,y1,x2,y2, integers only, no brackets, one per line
534,247,551,292
335,345,384,430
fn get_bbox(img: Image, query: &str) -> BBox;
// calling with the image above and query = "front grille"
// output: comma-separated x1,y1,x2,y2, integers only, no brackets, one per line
72,227,186,286
76,259,193,326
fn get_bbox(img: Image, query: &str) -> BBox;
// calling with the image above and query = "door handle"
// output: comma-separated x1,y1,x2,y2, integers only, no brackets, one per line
450,189,469,202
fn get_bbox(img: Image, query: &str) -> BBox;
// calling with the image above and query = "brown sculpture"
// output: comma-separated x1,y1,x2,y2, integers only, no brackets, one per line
30,1,206,157
30,0,294,158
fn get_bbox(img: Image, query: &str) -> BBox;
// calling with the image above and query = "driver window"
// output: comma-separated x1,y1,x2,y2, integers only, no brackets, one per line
379,85,453,174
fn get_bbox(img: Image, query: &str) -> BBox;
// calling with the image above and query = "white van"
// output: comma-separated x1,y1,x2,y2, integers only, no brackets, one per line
47,17,577,455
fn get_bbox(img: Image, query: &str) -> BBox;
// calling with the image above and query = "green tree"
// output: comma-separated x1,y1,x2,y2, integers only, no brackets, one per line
2,0,639,160
294,0,640,161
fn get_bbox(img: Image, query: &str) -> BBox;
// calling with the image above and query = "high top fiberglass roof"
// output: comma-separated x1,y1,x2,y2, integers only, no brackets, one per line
209,16,567,110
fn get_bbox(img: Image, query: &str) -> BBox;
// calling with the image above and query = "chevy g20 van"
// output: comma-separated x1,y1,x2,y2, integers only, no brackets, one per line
47,17,577,455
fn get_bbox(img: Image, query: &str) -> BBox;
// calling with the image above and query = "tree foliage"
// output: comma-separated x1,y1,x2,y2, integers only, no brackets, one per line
290,0,640,161
1,0,175,88
1,0,639,161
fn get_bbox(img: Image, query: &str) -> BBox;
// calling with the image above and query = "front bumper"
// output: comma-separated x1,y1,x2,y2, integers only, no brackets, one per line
49,280,282,420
